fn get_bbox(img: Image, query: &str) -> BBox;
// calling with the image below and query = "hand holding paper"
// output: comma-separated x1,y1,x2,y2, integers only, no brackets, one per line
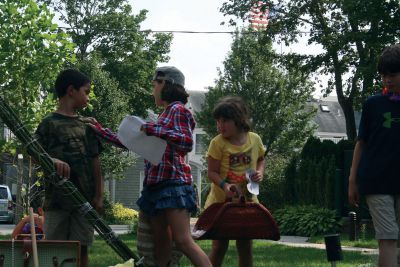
245,169,260,195
117,116,167,165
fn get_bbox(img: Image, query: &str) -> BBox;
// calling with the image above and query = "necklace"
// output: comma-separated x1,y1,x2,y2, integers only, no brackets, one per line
382,87,400,102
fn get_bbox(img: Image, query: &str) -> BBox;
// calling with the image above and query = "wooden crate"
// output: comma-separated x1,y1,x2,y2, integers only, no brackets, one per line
0,240,80,267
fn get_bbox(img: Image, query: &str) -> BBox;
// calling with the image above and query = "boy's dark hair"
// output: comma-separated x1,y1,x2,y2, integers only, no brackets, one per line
212,96,251,132
54,69,91,98
377,44,400,75
160,80,189,104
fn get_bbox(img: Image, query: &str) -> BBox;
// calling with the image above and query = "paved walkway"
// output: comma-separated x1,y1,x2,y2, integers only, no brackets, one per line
273,236,377,254
0,224,131,236
0,223,378,255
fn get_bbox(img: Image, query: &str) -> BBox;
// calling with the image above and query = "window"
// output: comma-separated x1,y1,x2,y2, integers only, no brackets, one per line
0,188,7,199
320,104,330,112
195,134,207,154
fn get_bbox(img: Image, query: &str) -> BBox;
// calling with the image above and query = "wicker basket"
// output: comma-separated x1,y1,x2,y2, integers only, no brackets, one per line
137,211,182,267
192,198,280,240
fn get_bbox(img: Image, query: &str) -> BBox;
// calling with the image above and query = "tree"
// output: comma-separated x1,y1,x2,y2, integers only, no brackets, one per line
196,31,316,156
45,0,173,180
0,0,75,134
76,55,136,179
0,0,75,218
49,0,172,117
221,0,400,140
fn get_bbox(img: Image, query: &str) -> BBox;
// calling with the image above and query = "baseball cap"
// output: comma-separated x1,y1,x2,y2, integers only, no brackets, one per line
153,66,185,87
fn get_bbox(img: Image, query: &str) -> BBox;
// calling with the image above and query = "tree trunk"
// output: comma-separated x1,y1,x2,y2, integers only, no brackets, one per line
338,97,357,141
330,50,358,141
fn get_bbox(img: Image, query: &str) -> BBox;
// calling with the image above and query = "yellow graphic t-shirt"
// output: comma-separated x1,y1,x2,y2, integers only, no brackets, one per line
204,132,266,208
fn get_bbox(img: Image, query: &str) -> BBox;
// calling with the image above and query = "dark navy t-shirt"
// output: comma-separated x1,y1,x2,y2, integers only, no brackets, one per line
357,94,400,195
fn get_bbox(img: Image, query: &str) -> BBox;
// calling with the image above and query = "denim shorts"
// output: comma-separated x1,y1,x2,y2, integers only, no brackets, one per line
366,194,400,240
137,179,198,216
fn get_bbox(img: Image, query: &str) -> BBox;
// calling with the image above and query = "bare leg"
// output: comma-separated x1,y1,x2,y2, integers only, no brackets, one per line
378,239,397,267
236,240,252,267
166,209,212,267
81,245,88,267
149,212,172,267
208,240,229,267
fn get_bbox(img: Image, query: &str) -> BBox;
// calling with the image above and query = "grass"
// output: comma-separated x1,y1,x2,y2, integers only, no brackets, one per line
0,234,375,266
88,234,376,266
308,232,378,249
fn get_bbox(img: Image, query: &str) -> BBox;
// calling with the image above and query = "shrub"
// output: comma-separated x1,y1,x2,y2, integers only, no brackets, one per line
273,205,342,237
104,201,139,225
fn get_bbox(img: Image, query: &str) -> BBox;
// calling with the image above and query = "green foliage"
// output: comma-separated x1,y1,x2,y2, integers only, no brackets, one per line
221,0,400,140
0,0,75,138
274,205,342,236
259,153,287,211
76,55,136,179
272,136,355,210
51,0,172,117
103,194,138,225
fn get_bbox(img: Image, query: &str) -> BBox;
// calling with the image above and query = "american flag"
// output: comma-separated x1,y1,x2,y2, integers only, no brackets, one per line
249,1,269,30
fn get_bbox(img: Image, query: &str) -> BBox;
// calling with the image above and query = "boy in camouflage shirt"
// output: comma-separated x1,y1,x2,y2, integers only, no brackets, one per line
35,69,103,267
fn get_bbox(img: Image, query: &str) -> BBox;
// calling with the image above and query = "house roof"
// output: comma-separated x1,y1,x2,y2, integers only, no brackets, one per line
186,91,361,136
188,90,206,114
312,96,361,134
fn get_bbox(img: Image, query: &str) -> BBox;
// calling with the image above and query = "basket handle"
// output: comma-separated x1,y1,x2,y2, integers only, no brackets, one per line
225,195,246,203
225,183,243,198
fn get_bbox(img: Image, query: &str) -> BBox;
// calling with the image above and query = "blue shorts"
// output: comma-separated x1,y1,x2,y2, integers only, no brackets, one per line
137,179,198,216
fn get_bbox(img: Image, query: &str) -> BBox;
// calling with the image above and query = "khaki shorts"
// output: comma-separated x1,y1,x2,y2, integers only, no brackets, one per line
366,194,400,240
44,209,94,246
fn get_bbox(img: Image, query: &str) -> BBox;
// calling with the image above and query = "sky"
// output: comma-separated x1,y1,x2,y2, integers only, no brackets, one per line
129,1,327,94
129,0,240,91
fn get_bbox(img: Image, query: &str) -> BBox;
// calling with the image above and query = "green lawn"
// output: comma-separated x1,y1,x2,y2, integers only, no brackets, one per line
0,234,375,266
308,232,378,249
90,234,374,267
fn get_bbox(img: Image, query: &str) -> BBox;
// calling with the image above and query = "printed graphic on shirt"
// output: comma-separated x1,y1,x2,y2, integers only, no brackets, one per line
383,112,400,128
226,151,252,184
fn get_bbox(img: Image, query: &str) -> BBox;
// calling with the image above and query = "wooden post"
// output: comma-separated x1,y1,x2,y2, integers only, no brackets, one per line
14,153,24,222
29,207,39,267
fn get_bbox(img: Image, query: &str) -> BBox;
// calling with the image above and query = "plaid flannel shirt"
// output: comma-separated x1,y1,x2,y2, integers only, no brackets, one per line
93,101,195,186
91,121,126,149
143,101,195,185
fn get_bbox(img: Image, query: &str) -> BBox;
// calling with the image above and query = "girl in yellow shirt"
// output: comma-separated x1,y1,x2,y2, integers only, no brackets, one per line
205,96,266,267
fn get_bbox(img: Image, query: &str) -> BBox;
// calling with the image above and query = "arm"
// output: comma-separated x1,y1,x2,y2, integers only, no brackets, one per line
143,108,193,152
207,156,238,198
251,156,265,183
348,140,364,207
87,118,126,149
92,156,104,213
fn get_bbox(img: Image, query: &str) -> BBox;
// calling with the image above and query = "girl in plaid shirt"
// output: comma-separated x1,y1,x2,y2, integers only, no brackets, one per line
138,66,211,267
91,66,211,267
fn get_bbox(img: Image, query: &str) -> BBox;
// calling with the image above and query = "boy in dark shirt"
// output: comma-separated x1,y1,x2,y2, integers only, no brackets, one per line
349,44,400,267
35,69,103,267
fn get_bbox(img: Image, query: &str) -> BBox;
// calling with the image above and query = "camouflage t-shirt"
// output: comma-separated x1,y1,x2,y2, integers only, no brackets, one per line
35,112,101,211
